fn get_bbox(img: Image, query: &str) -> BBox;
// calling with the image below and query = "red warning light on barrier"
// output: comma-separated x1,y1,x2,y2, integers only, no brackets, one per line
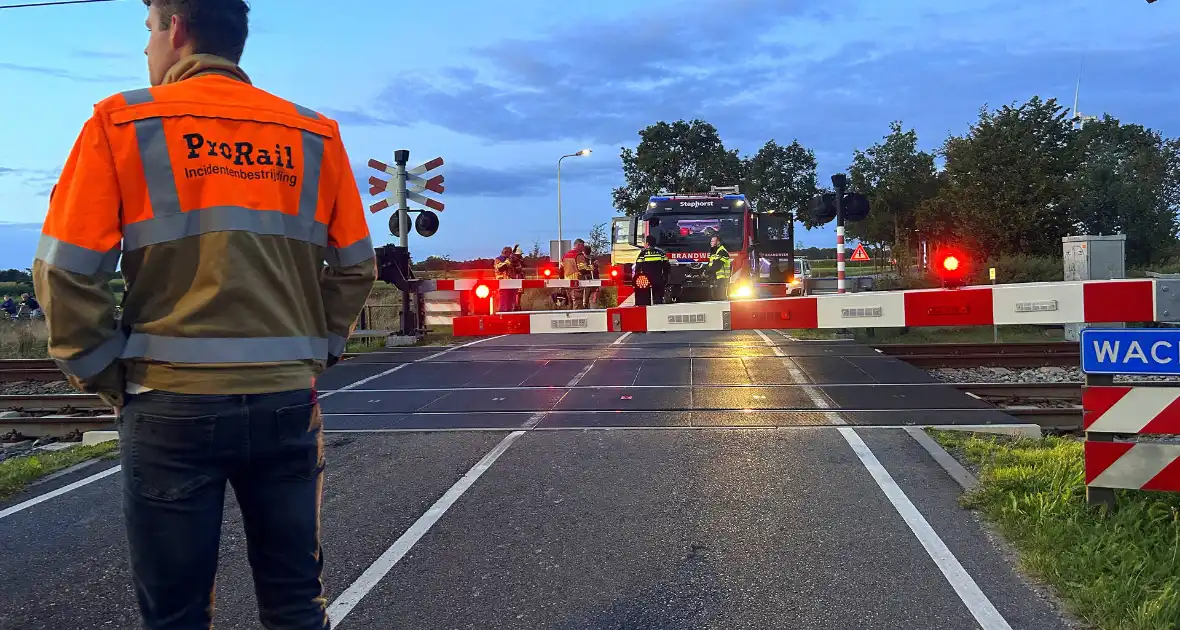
932,249,970,288
474,284,491,299
609,266,620,279
541,266,555,278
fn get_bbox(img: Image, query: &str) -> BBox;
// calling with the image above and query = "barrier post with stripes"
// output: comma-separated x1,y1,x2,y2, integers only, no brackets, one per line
1081,327,1180,507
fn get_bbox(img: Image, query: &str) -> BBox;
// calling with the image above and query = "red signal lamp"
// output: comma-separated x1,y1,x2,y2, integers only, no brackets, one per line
542,267,554,278
932,249,970,288
609,266,620,278
474,284,491,299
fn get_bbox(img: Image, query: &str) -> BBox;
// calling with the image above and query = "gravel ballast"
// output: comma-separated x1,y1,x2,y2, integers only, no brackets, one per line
926,367,1180,384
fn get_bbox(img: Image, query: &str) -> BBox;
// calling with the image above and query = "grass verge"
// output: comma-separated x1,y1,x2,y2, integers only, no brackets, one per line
0,441,119,500
853,324,1064,345
929,430,1180,630
344,325,456,354
777,325,1063,344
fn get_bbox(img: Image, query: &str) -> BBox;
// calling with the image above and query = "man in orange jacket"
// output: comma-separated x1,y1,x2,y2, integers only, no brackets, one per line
32,1,375,628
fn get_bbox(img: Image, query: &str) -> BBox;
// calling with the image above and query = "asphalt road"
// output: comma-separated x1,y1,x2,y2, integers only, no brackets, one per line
0,330,1076,629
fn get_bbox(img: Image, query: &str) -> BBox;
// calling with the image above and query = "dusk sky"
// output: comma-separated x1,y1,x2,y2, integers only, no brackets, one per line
1,0,1177,269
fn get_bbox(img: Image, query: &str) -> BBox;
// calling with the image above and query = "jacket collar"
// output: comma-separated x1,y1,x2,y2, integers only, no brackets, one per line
161,54,252,86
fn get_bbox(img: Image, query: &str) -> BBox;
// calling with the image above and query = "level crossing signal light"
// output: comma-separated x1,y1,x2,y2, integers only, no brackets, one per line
933,249,970,288
474,283,491,299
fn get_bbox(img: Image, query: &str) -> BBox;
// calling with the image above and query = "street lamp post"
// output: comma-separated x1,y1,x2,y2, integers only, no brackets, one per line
557,149,591,257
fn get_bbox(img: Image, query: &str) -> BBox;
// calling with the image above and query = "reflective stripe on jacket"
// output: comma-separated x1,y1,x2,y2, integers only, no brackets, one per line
561,249,592,280
494,255,513,280
32,55,376,402
709,244,731,279
635,247,668,264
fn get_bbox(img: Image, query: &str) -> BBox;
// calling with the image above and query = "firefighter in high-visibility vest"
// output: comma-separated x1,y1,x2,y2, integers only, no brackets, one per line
493,246,517,312
707,235,731,300
633,235,671,306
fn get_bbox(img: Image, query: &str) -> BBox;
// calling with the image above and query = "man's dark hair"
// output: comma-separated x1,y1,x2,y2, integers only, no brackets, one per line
645,235,656,247
145,0,250,63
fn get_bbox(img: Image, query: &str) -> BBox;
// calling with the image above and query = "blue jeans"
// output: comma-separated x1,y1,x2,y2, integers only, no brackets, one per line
118,389,329,630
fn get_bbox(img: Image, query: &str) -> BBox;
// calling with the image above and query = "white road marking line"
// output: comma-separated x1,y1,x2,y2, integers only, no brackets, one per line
611,332,632,345
840,427,1012,629
753,330,1012,629
567,361,597,387
326,430,527,628
0,464,121,521
754,329,843,424
321,335,507,399
1,336,511,519
328,334,607,626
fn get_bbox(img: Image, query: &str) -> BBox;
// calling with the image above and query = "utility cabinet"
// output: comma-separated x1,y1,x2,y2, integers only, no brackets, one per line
1063,234,1127,341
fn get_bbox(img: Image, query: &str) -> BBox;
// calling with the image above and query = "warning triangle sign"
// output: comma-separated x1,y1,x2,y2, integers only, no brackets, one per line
850,244,871,262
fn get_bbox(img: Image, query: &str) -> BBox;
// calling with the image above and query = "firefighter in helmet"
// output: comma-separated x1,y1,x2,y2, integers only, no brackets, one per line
707,235,731,301
494,246,517,312
633,235,671,306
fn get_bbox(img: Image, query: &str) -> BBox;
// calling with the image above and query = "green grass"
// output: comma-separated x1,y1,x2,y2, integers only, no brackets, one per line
344,325,456,353
0,321,50,359
0,441,119,500
929,430,1180,630
775,325,1064,344
852,325,1064,344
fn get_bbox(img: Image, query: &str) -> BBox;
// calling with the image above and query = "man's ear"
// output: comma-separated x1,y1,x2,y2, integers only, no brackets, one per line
168,13,186,48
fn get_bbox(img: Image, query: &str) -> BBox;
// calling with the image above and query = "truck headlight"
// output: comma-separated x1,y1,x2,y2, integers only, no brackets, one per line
731,283,753,299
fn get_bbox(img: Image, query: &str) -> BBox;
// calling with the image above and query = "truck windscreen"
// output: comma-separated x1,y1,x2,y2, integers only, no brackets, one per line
654,214,743,252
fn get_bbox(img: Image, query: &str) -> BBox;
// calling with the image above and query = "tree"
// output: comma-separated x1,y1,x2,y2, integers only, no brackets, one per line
920,96,1077,257
1068,116,1180,266
612,119,745,216
588,222,609,255
745,139,820,229
846,121,940,262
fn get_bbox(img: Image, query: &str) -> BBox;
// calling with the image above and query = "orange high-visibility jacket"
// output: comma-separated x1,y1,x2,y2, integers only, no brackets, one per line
32,55,376,404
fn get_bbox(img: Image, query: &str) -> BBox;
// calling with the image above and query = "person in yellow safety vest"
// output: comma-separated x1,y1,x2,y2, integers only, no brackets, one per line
633,235,671,306
707,235,731,301
561,239,594,308
493,246,518,312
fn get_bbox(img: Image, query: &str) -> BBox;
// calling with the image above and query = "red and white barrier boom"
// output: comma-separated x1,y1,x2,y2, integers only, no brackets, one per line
447,278,1180,337
1081,325,1180,506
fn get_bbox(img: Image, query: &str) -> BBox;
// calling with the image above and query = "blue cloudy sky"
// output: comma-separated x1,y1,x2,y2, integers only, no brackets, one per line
1,0,1177,269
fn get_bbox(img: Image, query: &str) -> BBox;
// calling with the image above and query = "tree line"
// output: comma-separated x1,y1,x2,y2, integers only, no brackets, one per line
611,96,1180,269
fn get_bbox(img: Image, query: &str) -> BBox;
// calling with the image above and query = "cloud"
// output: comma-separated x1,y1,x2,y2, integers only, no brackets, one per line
355,157,619,200
342,0,839,145
0,166,60,197
69,49,138,60
319,108,401,127
344,0,1180,160
0,62,138,84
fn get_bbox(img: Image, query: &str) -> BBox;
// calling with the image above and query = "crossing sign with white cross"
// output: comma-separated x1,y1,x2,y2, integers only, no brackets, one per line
366,150,445,240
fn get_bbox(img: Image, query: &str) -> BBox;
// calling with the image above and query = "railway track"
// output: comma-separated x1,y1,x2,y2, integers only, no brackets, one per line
875,342,1080,368
0,343,1085,381
0,355,366,382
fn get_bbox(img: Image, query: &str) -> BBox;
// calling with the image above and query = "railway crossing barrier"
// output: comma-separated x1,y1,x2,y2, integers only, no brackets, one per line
445,278,1180,336
1081,327,1180,507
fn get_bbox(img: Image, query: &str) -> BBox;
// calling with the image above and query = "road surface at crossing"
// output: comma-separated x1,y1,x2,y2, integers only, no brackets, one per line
0,331,1077,629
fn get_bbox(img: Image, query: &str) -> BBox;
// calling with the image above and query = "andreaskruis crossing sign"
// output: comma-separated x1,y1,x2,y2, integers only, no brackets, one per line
366,155,445,214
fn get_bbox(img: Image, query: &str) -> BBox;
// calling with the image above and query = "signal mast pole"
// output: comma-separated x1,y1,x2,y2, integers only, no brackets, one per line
832,174,848,294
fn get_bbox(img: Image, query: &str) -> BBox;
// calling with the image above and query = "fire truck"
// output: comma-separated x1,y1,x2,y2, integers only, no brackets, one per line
610,185,802,303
